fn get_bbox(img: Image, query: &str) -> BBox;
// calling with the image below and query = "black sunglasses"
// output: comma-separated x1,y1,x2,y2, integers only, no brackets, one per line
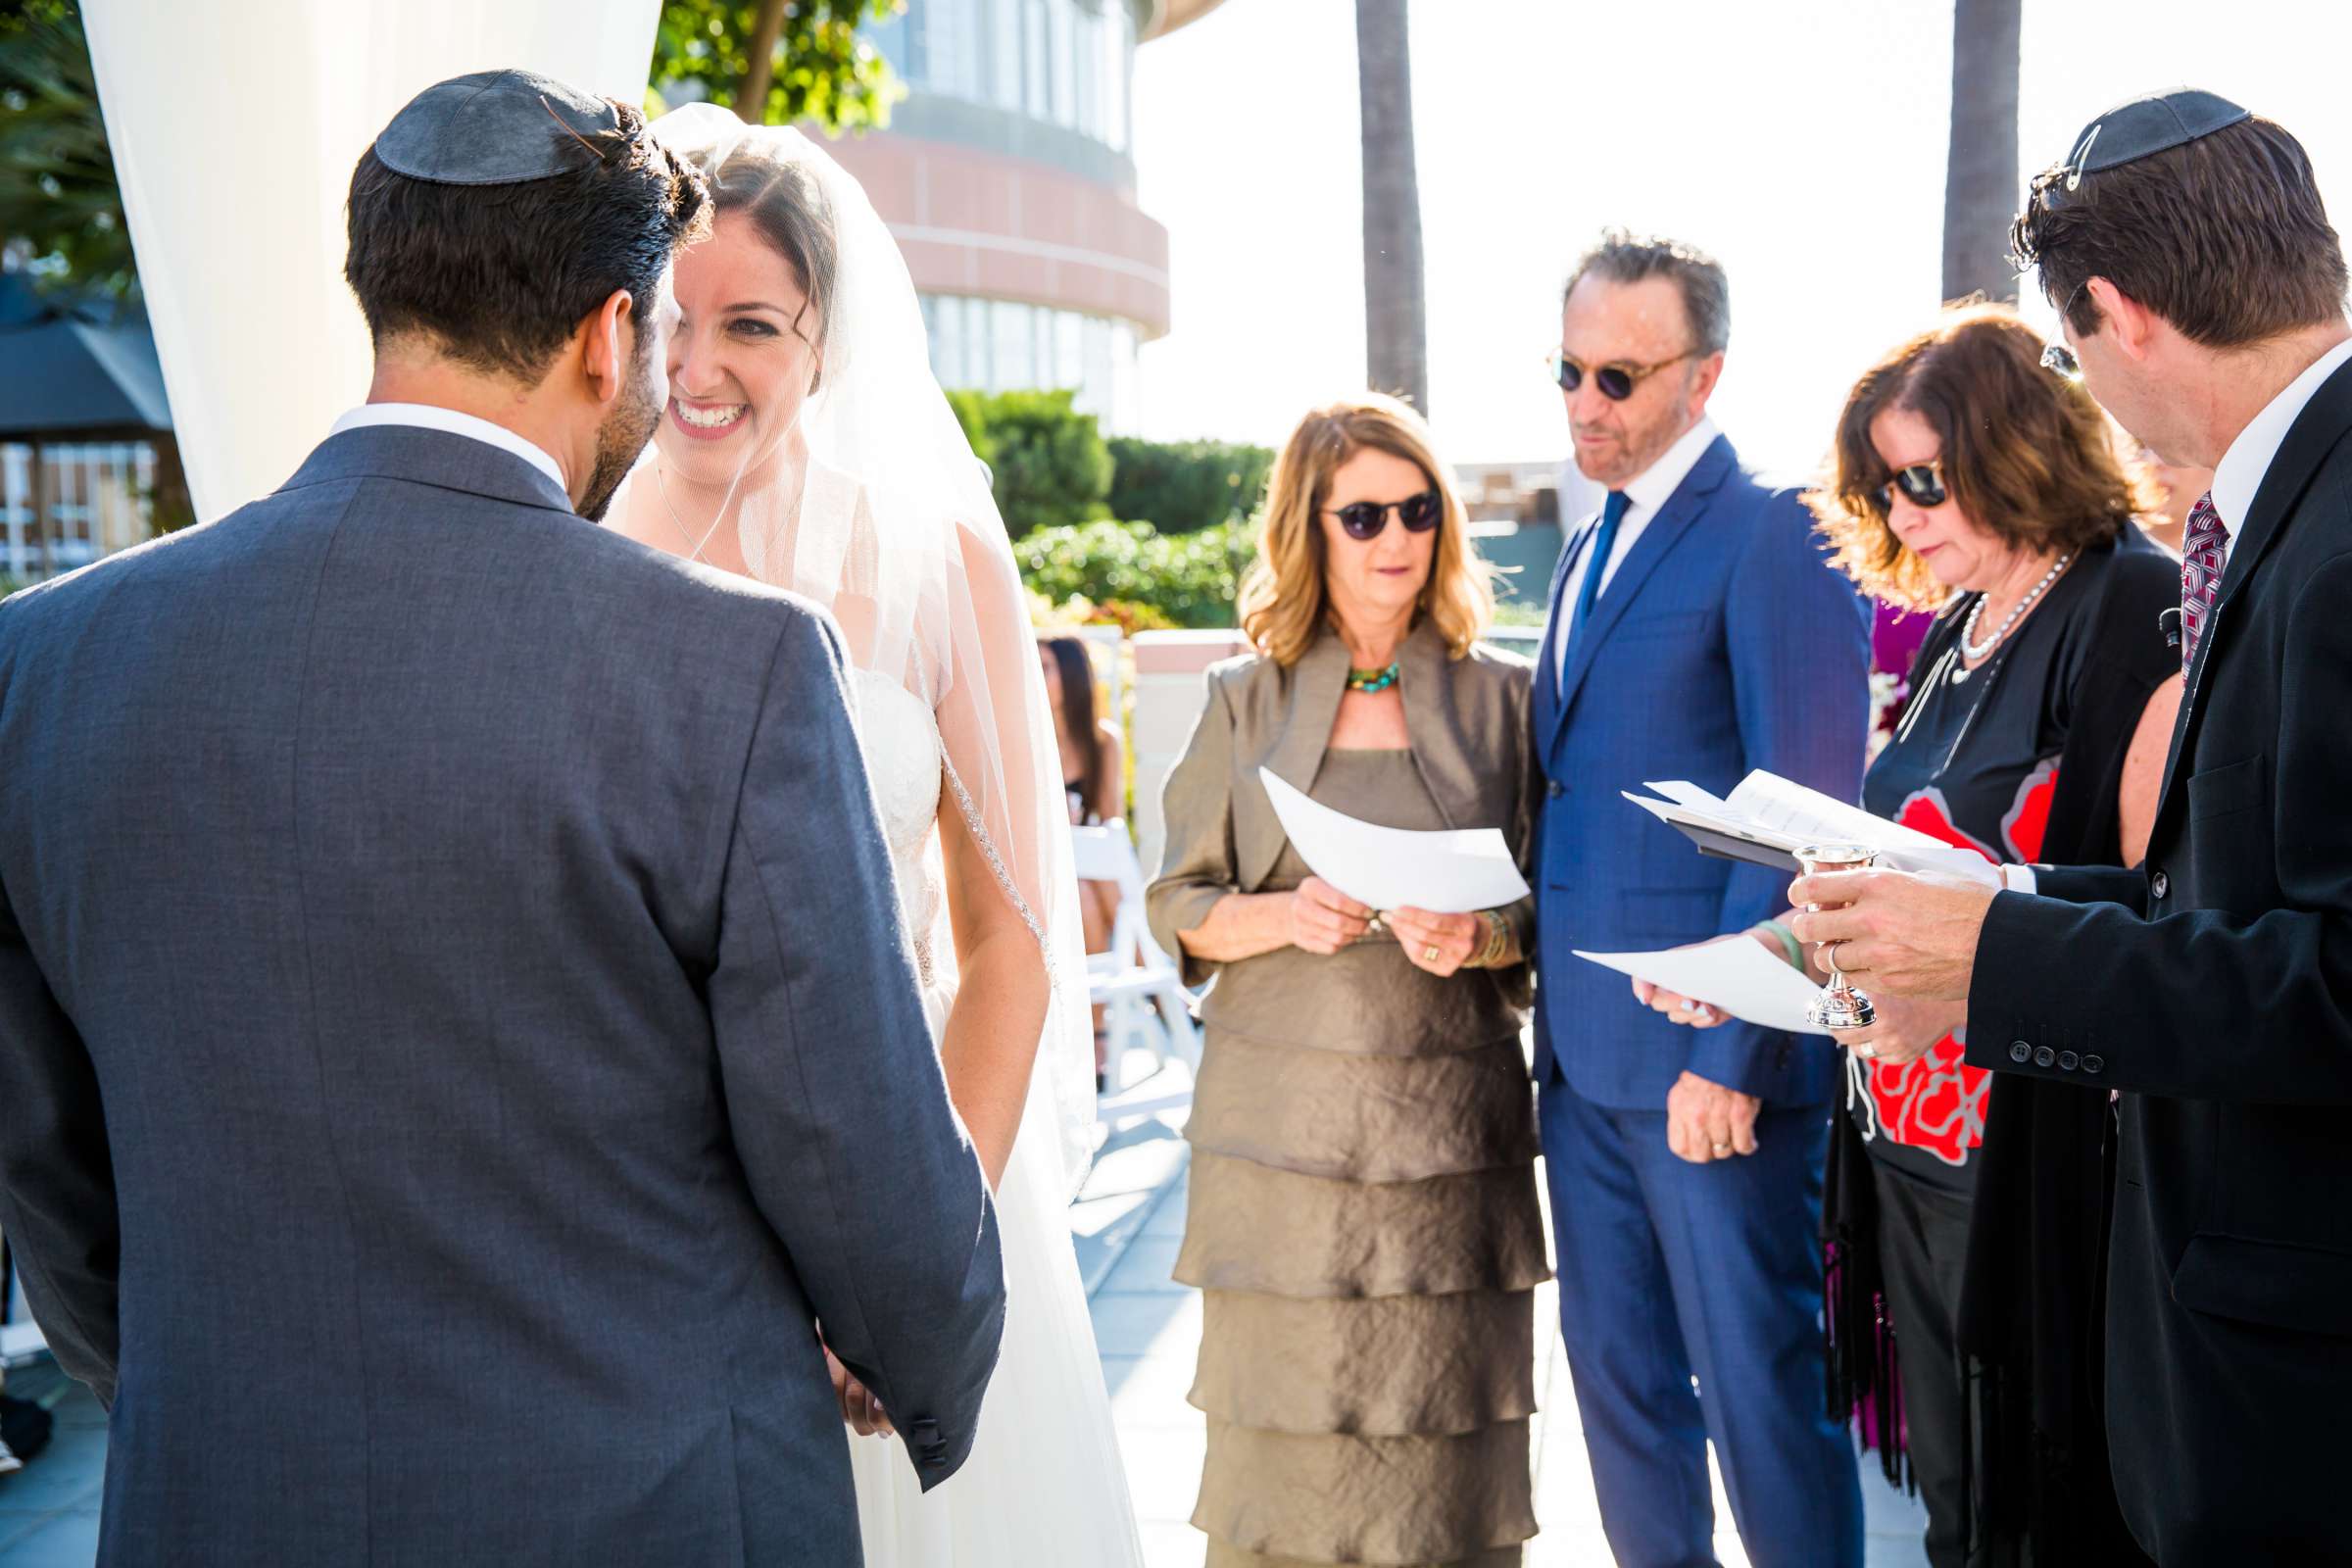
2039,279,2088,379
1326,489,1443,540
1545,348,1691,402
1877,462,1949,512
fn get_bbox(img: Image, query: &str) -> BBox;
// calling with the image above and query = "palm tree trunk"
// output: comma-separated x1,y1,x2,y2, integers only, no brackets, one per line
1354,0,1428,415
1941,0,2023,304
735,0,792,123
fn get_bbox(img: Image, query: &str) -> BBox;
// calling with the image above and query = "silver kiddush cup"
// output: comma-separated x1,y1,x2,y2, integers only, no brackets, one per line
1795,842,1879,1031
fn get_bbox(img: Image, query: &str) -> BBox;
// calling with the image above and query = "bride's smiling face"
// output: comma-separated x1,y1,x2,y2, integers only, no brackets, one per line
659,210,822,484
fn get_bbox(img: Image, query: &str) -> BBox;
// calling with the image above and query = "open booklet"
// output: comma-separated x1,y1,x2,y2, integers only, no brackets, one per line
1623,770,2002,887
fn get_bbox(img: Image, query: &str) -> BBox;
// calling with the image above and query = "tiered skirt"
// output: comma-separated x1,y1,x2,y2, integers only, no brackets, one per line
1177,1024,1547,1568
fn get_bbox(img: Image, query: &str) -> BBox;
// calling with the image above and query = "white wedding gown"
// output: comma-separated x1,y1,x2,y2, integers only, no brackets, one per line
843,666,1144,1567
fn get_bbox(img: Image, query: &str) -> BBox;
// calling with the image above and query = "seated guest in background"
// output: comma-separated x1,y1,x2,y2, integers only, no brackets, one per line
1149,392,1544,1568
1792,89,2352,1562
1530,230,1869,1568
1039,635,1125,832
1644,302,2180,1567
1039,633,1126,1083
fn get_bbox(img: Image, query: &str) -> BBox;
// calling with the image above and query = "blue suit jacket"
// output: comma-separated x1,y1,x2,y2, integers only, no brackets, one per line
1530,434,1870,1109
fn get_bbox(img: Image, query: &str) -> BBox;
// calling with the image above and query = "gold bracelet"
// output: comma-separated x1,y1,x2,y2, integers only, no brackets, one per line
1473,909,1511,968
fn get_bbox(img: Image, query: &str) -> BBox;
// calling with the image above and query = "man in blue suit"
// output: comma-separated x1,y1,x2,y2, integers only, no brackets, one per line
1530,232,1869,1567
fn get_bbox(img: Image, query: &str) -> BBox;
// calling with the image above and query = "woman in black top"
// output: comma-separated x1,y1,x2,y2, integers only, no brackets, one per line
1643,305,2180,1567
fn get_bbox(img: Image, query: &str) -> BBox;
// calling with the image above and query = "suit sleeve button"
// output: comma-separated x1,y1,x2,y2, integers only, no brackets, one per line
1548,780,1565,799
2082,1054,2104,1074
2034,1046,2057,1067
2151,870,2170,901
2058,1051,2080,1071
2009,1041,2033,1064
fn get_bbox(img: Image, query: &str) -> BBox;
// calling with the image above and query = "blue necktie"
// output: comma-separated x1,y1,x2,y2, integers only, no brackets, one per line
1565,489,1631,667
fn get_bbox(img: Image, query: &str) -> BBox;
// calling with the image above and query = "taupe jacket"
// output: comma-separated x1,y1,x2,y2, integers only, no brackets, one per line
1148,618,1536,1008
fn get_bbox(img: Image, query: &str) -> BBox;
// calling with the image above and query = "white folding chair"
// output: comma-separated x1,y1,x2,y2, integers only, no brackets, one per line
1069,820,1200,1123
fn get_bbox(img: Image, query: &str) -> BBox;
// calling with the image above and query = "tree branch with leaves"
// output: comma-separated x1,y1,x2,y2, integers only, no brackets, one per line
651,0,905,132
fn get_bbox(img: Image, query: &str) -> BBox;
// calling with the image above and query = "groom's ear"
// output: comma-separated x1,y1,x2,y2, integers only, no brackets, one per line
578,287,638,406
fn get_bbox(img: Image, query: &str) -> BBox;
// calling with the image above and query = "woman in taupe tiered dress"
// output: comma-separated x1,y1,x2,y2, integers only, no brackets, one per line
1149,394,1545,1568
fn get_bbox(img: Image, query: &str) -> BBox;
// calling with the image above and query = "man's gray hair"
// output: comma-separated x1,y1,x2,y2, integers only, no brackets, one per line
1562,229,1731,357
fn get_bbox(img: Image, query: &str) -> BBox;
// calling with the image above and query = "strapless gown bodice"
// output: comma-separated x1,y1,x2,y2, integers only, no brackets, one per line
851,666,949,997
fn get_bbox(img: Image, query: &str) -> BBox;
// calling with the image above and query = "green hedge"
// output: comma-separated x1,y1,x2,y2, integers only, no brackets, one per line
1105,436,1274,535
1015,518,1255,630
946,388,1113,538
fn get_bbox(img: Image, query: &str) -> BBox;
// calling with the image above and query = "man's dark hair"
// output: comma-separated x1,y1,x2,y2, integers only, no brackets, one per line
2012,117,2348,349
1561,229,1731,357
344,101,711,381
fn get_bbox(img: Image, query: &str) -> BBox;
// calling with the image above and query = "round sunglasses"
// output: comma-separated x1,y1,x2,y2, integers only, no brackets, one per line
1877,462,1949,512
1545,348,1691,402
1325,489,1443,540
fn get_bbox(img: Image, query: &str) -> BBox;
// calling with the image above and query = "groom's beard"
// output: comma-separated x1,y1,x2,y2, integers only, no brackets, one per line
579,352,663,522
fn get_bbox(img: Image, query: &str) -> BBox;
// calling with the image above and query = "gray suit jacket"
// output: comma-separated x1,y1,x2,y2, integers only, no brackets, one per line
0,425,1004,1566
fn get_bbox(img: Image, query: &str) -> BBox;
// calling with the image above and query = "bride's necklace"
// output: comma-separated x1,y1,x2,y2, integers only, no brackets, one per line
1951,552,2071,685
654,464,728,564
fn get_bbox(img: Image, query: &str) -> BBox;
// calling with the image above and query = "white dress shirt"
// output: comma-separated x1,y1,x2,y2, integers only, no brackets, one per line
1554,415,1721,684
2206,333,2352,566
330,403,568,495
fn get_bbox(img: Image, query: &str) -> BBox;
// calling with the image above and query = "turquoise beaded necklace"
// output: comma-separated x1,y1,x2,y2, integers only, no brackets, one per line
1345,661,1400,695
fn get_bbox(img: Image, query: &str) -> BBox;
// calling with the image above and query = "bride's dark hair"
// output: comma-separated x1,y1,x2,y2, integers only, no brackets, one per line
712,154,839,391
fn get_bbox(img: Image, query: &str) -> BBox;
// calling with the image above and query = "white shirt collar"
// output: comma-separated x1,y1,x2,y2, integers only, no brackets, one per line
330,404,569,496
1618,414,1721,515
2208,333,2352,539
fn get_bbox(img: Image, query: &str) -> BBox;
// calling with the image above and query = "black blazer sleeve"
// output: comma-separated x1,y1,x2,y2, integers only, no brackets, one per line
1965,551,2352,1104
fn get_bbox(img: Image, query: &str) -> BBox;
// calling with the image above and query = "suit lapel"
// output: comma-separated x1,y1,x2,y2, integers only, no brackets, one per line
1552,436,1736,730
2148,360,2352,828
1397,619,1475,830
1534,513,1588,759
1239,632,1348,892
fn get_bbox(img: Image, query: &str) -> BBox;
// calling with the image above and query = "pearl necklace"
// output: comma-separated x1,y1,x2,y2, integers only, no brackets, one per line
1952,552,2072,685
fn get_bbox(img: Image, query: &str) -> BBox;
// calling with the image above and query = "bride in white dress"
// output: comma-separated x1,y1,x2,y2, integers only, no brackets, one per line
606,105,1143,1566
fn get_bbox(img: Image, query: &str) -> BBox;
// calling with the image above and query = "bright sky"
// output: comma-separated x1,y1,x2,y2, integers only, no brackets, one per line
1130,0,2352,481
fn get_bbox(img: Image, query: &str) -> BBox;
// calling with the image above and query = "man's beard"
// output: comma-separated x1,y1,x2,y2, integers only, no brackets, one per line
579,351,663,522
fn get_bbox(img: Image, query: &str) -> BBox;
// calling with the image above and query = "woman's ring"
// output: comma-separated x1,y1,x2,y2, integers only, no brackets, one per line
1711,1143,1734,1156
1423,945,1442,963
1855,1042,1879,1059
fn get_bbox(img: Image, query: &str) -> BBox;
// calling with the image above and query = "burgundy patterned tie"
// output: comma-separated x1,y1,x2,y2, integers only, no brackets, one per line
2180,491,2230,672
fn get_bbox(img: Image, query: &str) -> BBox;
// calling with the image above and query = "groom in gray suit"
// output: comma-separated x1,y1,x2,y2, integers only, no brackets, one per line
0,71,1004,1566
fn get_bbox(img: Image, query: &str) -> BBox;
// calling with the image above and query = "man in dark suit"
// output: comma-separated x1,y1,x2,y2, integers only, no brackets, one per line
0,72,1004,1566
1793,91,2352,1563
1529,231,1870,1567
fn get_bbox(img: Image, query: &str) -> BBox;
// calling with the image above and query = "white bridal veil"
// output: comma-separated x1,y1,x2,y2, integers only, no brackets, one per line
647,104,1098,1199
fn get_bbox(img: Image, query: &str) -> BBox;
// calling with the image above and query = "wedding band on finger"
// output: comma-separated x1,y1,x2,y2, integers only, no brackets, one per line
1424,944,1442,963
1711,1143,1734,1156
1855,1043,1879,1059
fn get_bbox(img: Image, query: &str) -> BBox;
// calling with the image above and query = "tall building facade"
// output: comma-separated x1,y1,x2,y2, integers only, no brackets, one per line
828,0,1221,432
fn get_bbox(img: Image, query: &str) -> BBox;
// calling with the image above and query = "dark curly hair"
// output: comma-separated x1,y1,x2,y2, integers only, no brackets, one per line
344,100,711,381
1807,302,2157,612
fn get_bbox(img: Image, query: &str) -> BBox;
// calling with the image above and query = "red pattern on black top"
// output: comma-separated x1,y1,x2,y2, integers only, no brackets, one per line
1867,769,2058,1165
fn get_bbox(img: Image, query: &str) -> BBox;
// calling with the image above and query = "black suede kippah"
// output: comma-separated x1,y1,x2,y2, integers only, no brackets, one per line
2048,87,2251,193
373,68,634,187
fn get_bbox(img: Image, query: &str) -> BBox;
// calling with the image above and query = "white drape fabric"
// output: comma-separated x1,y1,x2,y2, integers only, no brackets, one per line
82,0,661,521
